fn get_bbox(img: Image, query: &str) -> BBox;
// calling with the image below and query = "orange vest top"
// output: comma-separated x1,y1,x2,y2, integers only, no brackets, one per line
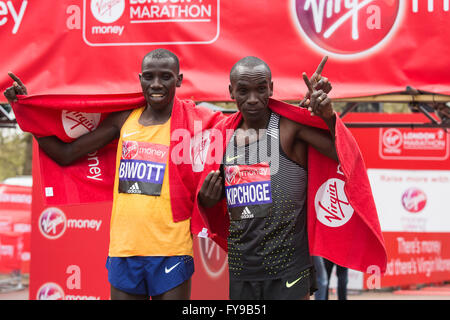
108,107,193,257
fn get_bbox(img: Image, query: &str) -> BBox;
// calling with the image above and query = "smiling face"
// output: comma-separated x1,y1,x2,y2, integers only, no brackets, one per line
229,64,273,127
139,55,183,112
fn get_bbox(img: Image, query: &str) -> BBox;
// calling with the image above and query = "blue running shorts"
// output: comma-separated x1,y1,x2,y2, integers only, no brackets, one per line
106,255,194,296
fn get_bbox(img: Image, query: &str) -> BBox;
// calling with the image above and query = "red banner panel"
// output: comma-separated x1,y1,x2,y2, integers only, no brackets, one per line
0,184,31,274
381,232,450,287
1,1,450,100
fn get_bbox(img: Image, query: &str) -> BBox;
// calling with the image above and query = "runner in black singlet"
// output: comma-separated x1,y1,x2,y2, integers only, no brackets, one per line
198,56,338,300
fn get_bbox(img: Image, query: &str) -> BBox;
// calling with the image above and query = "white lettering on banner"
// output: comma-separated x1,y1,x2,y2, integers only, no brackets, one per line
86,151,103,181
304,0,376,40
0,244,14,257
0,193,31,204
91,25,124,35
67,219,102,231
66,265,81,290
65,295,101,300
412,0,449,13
13,223,30,233
386,257,450,278
130,0,212,22
0,0,27,34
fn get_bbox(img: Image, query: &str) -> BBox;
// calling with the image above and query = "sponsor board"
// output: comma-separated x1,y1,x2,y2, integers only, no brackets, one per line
379,128,449,160
38,207,102,239
380,232,450,287
290,0,404,58
83,0,220,46
368,169,450,232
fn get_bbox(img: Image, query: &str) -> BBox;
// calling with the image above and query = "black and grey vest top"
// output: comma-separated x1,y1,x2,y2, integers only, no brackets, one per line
223,112,312,280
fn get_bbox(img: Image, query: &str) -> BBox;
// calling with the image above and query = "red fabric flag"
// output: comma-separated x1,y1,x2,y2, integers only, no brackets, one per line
194,98,387,273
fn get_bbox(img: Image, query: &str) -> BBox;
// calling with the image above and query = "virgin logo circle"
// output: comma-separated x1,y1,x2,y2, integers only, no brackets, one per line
122,141,139,159
382,128,403,149
62,111,101,139
291,0,403,57
401,187,427,213
90,0,125,24
36,282,65,300
225,166,241,185
38,207,67,240
314,178,354,227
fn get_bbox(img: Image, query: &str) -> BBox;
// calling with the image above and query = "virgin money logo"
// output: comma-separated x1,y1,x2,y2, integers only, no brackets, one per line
38,207,67,240
382,128,403,150
291,0,404,57
62,111,101,139
197,237,228,278
90,0,125,23
36,282,65,300
122,141,139,159
225,166,240,185
401,187,427,213
315,178,354,227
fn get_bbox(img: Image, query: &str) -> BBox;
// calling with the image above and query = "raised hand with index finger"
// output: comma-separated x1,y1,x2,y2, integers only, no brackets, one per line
299,56,332,108
3,72,28,103
303,75,334,120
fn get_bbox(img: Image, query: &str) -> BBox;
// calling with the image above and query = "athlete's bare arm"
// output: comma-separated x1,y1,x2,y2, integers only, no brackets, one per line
3,72,132,166
36,110,131,166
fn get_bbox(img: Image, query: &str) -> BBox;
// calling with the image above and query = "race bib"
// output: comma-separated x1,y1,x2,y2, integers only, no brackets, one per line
118,141,169,196
224,162,272,220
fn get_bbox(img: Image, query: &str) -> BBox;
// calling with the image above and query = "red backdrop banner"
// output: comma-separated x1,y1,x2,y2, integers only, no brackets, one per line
1,0,450,100
0,183,31,274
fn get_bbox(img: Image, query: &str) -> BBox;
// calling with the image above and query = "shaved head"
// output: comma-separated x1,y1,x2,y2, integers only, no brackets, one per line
142,49,180,74
230,56,272,83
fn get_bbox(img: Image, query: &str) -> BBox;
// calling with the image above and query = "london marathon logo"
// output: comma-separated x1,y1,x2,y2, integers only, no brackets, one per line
83,0,220,46
291,0,403,57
